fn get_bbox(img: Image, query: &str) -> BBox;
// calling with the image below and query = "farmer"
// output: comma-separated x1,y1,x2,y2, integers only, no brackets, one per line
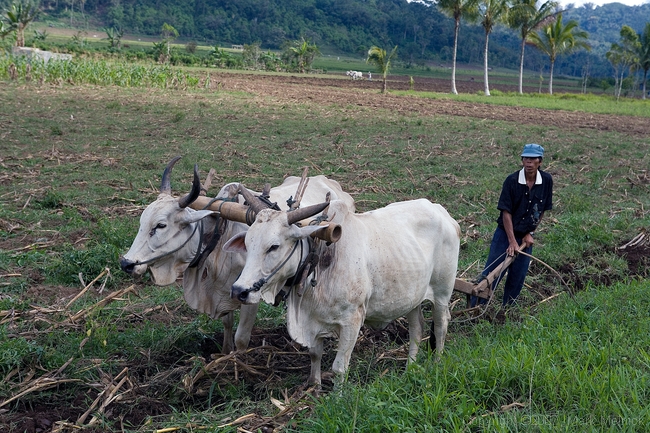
471,143,553,307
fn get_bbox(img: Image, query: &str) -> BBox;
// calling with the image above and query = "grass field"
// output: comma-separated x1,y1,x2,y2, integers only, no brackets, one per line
0,71,648,432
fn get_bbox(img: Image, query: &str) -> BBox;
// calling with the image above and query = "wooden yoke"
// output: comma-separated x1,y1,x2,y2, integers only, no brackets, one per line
454,242,527,300
190,196,342,244
291,167,310,210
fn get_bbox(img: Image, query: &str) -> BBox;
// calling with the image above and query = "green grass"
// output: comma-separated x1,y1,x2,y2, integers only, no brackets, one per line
303,280,650,432
0,77,648,431
395,89,650,117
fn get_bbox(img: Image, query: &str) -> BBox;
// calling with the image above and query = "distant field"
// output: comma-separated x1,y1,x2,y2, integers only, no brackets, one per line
26,21,593,95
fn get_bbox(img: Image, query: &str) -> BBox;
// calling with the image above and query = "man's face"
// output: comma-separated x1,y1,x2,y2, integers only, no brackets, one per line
522,157,542,175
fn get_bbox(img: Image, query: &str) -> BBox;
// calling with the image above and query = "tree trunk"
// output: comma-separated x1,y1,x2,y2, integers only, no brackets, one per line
643,70,648,100
17,25,25,47
518,37,526,94
548,59,555,95
451,18,459,95
616,69,624,100
483,31,490,96
382,77,387,93
581,63,589,94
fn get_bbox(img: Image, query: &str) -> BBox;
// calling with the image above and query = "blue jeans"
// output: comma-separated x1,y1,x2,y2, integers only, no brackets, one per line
471,226,533,307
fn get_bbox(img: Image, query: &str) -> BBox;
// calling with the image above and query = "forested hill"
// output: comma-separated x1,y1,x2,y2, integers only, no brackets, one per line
564,2,650,54
27,0,650,77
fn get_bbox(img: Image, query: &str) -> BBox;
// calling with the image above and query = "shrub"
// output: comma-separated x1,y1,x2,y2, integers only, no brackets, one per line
185,41,198,54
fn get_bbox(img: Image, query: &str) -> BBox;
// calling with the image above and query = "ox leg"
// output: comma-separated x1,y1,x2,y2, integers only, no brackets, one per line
234,303,260,352
331,322,362,383
221,311,235,354
308,339,324,385
429,300,451,357
405,306,425,362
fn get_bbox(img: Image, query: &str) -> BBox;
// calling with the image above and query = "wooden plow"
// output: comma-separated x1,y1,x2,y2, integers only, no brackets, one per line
452,243,526,304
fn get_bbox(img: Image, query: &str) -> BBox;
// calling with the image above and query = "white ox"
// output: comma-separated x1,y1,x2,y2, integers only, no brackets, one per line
346,70,363,80
224,195,460,384
120,157,354,354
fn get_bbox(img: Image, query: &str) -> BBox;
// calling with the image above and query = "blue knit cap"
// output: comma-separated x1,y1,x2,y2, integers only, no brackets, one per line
521,143,544,158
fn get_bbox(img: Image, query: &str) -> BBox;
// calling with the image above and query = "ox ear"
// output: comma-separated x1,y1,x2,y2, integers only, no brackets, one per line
223,232,247,253
181,209,215,225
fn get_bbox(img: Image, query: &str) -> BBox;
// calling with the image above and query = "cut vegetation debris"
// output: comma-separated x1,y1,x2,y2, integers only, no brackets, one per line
0,76,648,432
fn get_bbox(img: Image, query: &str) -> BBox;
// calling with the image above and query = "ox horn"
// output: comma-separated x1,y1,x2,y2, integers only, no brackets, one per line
287,201,330,226
238,184,271,215
177,164,202,209
160,156,182,195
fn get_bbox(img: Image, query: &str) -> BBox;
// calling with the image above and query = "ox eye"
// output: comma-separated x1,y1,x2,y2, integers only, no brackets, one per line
267,245,279,253
149,223,167,237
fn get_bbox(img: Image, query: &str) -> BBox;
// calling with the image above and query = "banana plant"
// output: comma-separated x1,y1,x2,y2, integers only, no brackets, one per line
103,26,124,50
4,0,40,47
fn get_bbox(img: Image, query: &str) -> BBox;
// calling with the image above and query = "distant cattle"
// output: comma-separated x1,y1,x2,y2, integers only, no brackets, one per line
346,70,363,80
224,193,460,385
120,158,355,354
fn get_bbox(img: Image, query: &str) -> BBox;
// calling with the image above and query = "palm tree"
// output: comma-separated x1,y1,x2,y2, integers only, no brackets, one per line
4,0,40,47
507,0,557,94
367,45,398,94
528,14,590,94
605,47,629,100
437,0,480,94
478,0,509,96
288,37,320,73
607,26,641,100
633,23,650,100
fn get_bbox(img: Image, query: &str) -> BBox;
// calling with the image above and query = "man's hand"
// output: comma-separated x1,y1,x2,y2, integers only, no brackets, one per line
523,232,535,249
506,240,520,257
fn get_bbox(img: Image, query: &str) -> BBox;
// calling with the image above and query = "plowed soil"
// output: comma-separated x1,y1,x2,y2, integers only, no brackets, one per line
209,72,650,137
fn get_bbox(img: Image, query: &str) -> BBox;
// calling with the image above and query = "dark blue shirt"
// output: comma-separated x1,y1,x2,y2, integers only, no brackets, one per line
496,169,553,235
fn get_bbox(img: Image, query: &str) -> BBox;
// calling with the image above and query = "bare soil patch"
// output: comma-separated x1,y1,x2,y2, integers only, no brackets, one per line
210,72,650,137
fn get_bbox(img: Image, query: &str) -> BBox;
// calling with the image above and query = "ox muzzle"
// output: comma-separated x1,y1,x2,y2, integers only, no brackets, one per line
231,284,249,302
231,278,266,303
119,256,138,275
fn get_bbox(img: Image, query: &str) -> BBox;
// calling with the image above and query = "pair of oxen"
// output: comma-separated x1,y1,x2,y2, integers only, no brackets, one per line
120,157,460,385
